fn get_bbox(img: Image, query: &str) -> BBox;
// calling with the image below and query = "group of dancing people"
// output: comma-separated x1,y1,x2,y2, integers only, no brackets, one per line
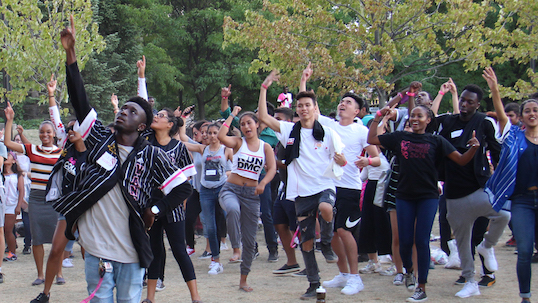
0,16,537,303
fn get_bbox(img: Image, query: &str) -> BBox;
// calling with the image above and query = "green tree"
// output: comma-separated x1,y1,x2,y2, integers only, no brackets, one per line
224,0,504,105
0,0,104,107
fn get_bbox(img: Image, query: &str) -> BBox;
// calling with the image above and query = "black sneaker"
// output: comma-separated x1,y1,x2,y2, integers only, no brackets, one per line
455,275,467,285
300,282,320,300
320,243,338,263
404,273,417,292
273,263,300,274
292,269,307,277
0,272,4,284
358,253,369,263
532,253,538,264
23,247,32,255
268,248,279,263
478,275,496,287
406,287,427,302
31,292,50,303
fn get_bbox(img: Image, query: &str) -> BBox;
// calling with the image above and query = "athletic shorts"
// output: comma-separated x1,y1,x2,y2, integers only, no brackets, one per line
295,189,336,243
334,187,361,231
273,190,298,232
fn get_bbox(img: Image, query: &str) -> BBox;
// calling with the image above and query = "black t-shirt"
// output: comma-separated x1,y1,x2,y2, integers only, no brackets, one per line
378,131,456,200
513,138,538,196
435,114,497,199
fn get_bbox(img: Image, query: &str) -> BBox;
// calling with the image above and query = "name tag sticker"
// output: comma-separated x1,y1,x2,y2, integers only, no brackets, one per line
206,169,217,176
451,130,463,138
97,152,117,171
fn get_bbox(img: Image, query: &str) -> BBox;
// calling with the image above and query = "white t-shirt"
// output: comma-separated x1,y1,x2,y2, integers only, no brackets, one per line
318,115,369,189
78,145,138,263
276,121,338,200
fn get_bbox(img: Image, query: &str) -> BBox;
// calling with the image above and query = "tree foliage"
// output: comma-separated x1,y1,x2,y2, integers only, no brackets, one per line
223,0,524,105
0,0,105,106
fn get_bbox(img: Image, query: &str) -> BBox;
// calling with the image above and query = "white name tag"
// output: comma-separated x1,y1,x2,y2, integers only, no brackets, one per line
451,130,463,138
97,152,117,171
206,169,217,176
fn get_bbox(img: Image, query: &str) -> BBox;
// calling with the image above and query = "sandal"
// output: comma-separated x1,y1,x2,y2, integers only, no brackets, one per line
229,255,242,263
32,278,45,286
239,285,253,292
141,299,153,303
56,276,66,285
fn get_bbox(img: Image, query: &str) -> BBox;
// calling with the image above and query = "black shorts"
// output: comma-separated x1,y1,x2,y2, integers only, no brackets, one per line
295,189,336,243
334,187,361,231
273,190,298,232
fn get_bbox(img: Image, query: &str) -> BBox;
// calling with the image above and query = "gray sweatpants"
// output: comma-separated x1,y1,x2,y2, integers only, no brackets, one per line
219,182,260,276
446,188,510,281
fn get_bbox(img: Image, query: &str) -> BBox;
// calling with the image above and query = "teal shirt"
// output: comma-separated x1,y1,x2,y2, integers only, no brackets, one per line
220,107,279,148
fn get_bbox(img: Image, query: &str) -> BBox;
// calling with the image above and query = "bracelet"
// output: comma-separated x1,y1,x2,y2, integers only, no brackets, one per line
343,160,347,167
181,115,186,119
368,157,372,166
230,113,236,119
397,92,403,99
376,110,382,117
222,96,228,99
438,90,445,96
406,92,416,97
48,95,54,98
261,83,268,90
223,122,230,128
371,119,380,123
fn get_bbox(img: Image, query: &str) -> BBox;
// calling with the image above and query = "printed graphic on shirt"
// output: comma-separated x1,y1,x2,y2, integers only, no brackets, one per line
237,154,263,174
64,157,78,176
129,158,145,201
401,140,430,159
205,156,223,182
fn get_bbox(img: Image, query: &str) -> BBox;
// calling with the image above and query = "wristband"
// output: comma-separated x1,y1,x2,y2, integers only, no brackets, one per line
181,115,187,119
343,160,347,167
397,92,403,99
261,83,268,90
222,96,228,99
230,113,236,119
376,110,382,117
48,95,54,98
368,157,372,165
223,122,230,128
438,90,445,96
406,92,415,97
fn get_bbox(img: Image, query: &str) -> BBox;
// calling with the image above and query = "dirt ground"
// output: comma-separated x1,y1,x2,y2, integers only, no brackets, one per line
0,219,531,303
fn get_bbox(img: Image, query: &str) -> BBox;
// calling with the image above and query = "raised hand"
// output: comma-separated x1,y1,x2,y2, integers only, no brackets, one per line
174,106,182,118
137,55,146,78
16,125,24,135
262,70,280,89
47,74,57,96
221,84,232,98
448,78,457,95
4,101,14,121
110,93,119,108
440,82,450,95
467,130,480,148
409,81,422,93
232,105,242,117
302,62,313,82
482,67,498,90
60,15,76,51
182,105,195,118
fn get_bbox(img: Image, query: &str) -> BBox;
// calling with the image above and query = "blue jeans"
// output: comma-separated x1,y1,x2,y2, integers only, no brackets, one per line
396,198,439,284
199,185,223,259
259,173,278,251
511,192,538,299
84,252,145,303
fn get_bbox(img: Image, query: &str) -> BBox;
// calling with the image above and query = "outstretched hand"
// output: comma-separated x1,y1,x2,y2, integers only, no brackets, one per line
110,93,119,108
60,15,76,51
47,74,57,96
4,101,14,121
222,84,232,98
302,62,313,82
482,67,498,90
262,70,280,89
137,55,146,78
467,130,480,148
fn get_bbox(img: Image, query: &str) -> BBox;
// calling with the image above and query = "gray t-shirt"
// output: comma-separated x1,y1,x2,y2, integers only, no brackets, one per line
78,144,138,263
200,145,228,189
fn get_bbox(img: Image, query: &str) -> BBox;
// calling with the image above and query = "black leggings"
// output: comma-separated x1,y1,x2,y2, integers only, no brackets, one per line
185,190,201,248
148,216,196,282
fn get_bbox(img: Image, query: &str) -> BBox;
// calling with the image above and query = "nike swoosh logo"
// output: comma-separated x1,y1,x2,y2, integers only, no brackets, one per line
345,217,360,228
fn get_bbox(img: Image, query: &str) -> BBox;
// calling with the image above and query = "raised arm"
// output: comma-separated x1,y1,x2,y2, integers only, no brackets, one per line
448,78,460,114
61,15,91,122
47,74,66,141
16,126,32,145
299,62,312,93
386,82,420,108
137,55,148,101
218,105,243,151
431,81,451,116
259,71,281,133
3,103,25,153
367,106,391,146
219,84,239,128
111,93,119,114
447,131,480,165
483,67,507,132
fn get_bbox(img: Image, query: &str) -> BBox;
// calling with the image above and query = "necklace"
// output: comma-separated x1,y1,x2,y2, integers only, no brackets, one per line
525,131,538,142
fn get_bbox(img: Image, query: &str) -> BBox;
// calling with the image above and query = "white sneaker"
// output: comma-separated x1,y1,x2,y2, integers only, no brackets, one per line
322,273,349,288
378,254,392,264
393,273,405,285
208,261,223,275
379,264,397,276
359,260,382,274
476,241,498,271
341,275,364,295
455,281,480,298
186,246,195,256
62,258,74,268
155,278,166,292
220,242,229,251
